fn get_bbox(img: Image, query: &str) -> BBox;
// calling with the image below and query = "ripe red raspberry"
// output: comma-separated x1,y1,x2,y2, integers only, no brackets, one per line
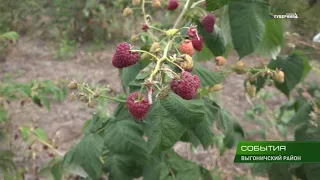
170,71,200,100
126,92,151,120
191,35,203,51
178,39,194,56
167,0,179,10
112,42,140,68
200,14,216,33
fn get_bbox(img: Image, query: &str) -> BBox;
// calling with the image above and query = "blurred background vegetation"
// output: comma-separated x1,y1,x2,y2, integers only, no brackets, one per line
1,0,318,43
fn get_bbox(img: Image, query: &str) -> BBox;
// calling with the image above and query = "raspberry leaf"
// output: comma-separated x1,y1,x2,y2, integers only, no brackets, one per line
268,51,311,97
192,65,224,87
196,22,227,56
161,93,205,125
144,100,186,154
255,19,284,59
63,134,104,179
181,98,219,149
205,0,231,11
121,61,148,89
104,153,143,180
143,156,171,180
104,118,148,162
228,0,270,59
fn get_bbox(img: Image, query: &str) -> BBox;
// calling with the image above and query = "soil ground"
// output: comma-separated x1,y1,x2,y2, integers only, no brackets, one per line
1,37,319,180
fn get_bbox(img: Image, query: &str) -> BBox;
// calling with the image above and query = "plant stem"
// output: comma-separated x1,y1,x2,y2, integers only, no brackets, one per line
31,132,64,156
130,49,160,60
145,0,192,83
191,0,205,8
81,84,126,103
173,0,193,29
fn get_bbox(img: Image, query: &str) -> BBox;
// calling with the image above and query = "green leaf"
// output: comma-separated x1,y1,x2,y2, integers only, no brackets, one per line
194,44,214,62
63,134,103,179
104,153,143,180
51,161,63,180
85,114,109,135
229,0,270,58
255,19,284,59
145,100,186,154
192,65,225,87
32,95,42,107
41,97,51,110
165,150,201,179
34,128,47,141
268,163,293,180
220,6,232,46
143,156,170,180
20,126,30,141
206,0,231,11
160,93,205,125
268,51,311,97
290,101,313,126
104,118,148,162
121,61,150,88
196,24,227,56
188,98,218,149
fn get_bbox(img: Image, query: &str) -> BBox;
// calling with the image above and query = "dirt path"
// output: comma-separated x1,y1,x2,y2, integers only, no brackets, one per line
1,37,318,179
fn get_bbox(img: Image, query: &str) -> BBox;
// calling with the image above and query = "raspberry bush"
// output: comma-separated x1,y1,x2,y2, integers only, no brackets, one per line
38,0,316,179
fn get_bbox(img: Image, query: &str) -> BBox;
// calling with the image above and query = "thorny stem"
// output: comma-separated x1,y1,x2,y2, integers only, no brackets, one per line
166,59,184,71
130,49,160,60
159,68,181,79
81,84,126,103
30,132,64,156
142,0,193,103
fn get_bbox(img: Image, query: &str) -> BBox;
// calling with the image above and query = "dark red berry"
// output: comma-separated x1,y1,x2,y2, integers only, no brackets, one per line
191,35,203,51
201,14,216,33
170,71,200,100
126,92,151,120
43,145,48,150
112,42,140,68
49,153,54,158
167,0,179,10
142,24,149,31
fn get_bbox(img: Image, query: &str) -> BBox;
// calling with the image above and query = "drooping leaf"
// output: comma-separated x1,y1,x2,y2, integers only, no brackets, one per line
63,134,103,179
229,0,270,58
268,51,311,97
255,19,284,59
104,118,148,162
192,65,225,87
